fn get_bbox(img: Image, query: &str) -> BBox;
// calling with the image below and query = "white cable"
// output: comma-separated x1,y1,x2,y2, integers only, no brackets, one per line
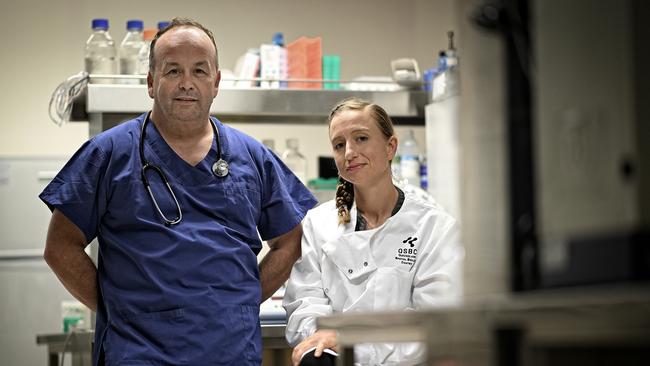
48,71,89,127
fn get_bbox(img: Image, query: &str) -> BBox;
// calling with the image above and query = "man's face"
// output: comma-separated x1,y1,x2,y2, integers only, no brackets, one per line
148,26,220,123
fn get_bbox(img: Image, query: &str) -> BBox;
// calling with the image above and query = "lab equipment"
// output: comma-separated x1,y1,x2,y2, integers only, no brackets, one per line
323,55,341,90
61,300,90,333
287,36,322,89
119,20,144,84
260,33,287,89
137,28,157,80
399,129,422,187
281,138,307,184
139,112,228,226
157,21,170,30
84,18,116,84
260,43,284,89
391,58,421,88
426,30,461,218
48,71,88,126
234,48,260,88
432,32,460,101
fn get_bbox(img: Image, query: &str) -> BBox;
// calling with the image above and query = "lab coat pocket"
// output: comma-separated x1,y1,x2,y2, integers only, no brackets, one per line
373,267,413,310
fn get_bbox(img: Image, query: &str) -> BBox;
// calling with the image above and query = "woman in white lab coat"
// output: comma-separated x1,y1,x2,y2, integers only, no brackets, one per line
283,98,463,366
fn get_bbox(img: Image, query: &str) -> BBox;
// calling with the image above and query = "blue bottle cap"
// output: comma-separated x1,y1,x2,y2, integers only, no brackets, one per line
272,32,284,46
91,18,109,30
126,20,144,31
157,21,170,30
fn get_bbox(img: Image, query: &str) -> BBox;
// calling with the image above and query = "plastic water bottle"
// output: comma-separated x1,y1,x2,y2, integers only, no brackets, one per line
281,138,308,185
400,130,421,187
84,18,117,84
137,28,158,82
119,20,144,84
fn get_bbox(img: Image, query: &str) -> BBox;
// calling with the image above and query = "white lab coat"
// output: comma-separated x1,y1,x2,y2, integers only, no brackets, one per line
284,192,463,366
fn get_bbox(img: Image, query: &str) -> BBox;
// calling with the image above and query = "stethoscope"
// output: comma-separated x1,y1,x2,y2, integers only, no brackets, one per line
139,111,229,226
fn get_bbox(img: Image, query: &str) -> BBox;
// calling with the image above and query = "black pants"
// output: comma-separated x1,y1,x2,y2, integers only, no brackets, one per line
299,349,338,366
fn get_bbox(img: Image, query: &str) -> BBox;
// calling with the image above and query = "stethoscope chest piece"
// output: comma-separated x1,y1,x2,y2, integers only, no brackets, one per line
212,159,229,177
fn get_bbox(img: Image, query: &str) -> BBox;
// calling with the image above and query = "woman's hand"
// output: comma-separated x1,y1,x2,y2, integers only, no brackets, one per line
292,329,339,366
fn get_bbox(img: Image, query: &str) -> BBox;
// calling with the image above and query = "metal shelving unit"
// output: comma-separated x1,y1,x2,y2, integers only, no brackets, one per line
70,84,427,135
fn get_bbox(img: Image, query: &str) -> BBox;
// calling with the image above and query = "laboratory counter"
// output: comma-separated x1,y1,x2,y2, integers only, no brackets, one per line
36,323,288,366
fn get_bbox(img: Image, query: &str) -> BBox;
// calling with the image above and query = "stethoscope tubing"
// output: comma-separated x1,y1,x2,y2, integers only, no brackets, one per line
139,111,227,226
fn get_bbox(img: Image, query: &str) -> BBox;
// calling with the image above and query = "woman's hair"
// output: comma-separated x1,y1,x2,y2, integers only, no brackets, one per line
328,97,396,224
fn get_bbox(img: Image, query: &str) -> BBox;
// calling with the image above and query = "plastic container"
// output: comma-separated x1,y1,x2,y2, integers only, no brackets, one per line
419,155,428,190
61,300,90,333
399,129,422,187
137,28,158,81
157,21,170,30
119,20,144,84
84,18,117,84
281,138,308,184
323,55,341,90
273,33,288,88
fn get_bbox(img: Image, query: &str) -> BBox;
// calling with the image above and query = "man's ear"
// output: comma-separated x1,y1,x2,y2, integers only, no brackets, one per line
213,70,221,98
147,72,154,98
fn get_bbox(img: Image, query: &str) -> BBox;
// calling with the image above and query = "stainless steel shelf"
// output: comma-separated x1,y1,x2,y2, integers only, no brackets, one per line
72,84,427,130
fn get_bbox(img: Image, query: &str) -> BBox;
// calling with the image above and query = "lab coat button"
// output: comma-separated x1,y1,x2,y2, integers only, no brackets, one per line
324,288,329,293
348,269,353,274
363,261,368,266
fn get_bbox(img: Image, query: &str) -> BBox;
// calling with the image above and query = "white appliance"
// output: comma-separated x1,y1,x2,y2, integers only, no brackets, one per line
0,156,78,366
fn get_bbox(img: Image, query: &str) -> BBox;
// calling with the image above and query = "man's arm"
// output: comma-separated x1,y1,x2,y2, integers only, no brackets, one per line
43,209,98,311
259,223,303,302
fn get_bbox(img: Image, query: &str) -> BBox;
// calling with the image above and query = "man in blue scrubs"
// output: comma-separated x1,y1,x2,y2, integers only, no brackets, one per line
40,18,317,365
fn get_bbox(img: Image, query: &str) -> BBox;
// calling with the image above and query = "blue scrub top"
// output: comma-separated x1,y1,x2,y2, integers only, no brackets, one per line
40,113,317,365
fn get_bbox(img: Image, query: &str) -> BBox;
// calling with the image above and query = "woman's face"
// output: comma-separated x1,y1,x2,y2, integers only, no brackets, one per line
329,108,397,187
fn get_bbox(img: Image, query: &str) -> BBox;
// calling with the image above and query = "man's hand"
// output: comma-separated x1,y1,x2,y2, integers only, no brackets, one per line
291,329,338,366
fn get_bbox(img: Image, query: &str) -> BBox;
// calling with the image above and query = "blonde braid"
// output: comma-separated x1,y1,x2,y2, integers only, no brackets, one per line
335,176,354,225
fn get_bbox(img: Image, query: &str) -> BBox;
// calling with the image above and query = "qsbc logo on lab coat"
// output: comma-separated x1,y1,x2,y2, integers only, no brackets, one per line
395,236,418,268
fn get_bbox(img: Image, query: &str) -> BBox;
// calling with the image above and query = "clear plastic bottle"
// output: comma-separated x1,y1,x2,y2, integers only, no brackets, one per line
119,20,144,84
84,18,117,84
399,129,422,187
137,28,158,83
281,138,308,184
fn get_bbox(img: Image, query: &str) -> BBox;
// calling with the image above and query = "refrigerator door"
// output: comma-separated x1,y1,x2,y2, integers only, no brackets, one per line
0,156,82,365
0,258,79,366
